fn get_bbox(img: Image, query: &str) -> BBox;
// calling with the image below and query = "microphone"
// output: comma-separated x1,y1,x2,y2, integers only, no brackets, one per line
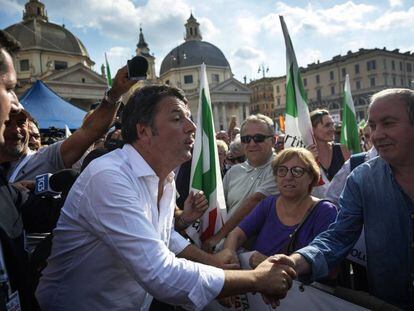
49,169,79,196
34,173,60,196
34,169,79,196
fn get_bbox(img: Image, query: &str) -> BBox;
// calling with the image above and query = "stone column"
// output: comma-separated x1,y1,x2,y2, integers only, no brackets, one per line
237,103,243,126
213,102,219,131
221,102,227,130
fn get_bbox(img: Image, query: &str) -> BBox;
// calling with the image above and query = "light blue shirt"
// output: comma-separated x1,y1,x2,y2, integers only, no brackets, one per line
297,156,414,309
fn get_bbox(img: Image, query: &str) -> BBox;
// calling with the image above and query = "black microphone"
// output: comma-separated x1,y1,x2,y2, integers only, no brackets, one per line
49,169,79,196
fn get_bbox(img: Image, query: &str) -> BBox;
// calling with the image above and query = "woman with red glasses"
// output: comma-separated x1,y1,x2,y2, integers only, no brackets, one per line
223,148,337,269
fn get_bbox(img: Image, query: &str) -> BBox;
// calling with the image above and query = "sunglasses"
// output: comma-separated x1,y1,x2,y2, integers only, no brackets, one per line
227,155,245,163
240,134,273,144
274,166,308,178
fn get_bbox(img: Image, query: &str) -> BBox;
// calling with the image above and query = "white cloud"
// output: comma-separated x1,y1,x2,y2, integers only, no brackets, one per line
46,0,191,42
389,0,403,8
233,46,263,60
367,7,414,30
297,48,323,68
197,17,219,41
0,0,23,14
235,12,262,45
274,1,378,35
103,46,133,75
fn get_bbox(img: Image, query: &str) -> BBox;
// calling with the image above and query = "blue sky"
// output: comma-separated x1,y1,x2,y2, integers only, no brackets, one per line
1,0,414,82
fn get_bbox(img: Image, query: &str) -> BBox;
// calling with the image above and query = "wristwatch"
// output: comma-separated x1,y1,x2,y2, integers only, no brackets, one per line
102,89,119,106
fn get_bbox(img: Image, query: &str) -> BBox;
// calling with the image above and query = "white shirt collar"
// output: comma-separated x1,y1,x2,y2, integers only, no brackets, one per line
122,144,175,183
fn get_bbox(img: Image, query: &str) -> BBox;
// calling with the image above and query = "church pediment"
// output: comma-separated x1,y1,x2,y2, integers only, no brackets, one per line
210,77,252,94
43,63,107,85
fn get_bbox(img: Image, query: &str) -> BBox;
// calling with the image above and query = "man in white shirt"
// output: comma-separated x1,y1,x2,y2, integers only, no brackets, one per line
36,85,296,311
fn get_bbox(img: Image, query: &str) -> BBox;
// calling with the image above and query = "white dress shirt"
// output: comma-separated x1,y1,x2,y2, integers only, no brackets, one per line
36,144,224,311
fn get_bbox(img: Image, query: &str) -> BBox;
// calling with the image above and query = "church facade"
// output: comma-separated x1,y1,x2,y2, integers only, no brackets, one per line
159,14,251,130
4,0,108,110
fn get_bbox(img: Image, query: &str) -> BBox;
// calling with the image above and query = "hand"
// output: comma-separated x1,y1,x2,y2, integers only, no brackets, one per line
212,248,240,270
182,191,209,225
249,251,268,269
217,296,234,308
108,66,137,100
217,296,235,308
306,143,318,160
254,256,296,308
12,180,35,192
202,233,222,253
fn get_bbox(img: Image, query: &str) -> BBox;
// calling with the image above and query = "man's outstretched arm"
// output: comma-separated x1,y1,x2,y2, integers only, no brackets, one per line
60,66,136,168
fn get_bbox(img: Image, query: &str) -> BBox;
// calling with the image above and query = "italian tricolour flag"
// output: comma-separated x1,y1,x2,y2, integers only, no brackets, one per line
185,63,227,246
340,74,361,154
280,16,314,148
105,52,112,87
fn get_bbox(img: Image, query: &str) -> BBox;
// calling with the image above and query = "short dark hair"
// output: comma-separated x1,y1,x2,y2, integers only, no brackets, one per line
310,109,330,127
121,85,187,143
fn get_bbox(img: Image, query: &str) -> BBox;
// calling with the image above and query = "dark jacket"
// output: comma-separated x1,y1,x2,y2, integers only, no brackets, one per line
0,168,61,310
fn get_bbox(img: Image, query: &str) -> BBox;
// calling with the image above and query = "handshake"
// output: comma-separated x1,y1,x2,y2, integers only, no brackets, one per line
217,252,298,309
250,254,297,308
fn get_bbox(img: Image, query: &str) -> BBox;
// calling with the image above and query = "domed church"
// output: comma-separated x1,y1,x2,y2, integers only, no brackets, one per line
4,0,108,110
160,14,251,130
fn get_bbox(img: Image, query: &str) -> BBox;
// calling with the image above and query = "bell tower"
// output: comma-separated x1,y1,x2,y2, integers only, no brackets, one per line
23,0,48,22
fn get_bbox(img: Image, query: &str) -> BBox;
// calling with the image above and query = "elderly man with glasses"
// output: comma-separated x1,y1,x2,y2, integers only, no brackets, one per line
203,114,278,252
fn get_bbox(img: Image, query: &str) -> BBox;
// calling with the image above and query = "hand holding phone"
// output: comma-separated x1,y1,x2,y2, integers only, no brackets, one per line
127,56,148,81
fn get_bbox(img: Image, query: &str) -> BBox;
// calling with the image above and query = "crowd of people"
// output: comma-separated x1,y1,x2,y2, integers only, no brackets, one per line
0,29,413,311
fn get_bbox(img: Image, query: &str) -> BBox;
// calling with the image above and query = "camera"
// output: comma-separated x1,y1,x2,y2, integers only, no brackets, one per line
127,56,149,81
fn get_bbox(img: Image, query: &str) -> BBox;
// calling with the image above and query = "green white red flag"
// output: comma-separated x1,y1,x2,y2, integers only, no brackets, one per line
279,16,314,148
186,63,227,246
105,53,112,87
340,74,361,153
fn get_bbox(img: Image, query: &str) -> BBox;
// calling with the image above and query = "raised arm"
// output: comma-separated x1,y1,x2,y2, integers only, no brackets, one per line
60,66,136,168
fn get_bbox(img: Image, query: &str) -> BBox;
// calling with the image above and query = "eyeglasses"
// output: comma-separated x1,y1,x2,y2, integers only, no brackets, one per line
240,134,273,144
274,166,308,178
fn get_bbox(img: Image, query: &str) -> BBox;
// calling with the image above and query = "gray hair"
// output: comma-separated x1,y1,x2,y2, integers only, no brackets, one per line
370,88,414,125
229,134,243,154
216,139,228,153
241,114,274,136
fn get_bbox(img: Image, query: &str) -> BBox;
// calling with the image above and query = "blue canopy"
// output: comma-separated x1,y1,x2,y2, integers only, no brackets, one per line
20,80,86,129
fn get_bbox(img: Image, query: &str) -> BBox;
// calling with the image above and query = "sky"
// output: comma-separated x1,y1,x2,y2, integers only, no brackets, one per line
1,0,414,82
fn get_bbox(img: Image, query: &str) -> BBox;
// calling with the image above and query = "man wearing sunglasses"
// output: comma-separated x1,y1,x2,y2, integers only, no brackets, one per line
203,114,278,252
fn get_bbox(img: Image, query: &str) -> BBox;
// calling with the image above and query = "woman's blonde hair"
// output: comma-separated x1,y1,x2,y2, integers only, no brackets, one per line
271,147,320,191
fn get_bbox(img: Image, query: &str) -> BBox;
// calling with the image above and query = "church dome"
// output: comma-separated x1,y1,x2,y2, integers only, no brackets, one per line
4,0,91,62
5,19,90,59
160,14,231,76
160,40,231,76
